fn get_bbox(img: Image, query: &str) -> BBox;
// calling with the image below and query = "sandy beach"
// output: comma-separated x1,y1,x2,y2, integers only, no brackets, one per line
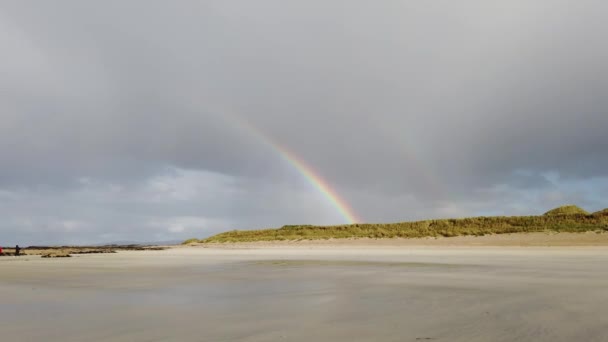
2,243,608,341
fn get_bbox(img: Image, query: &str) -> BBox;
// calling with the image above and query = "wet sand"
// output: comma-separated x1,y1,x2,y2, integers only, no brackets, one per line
2,246,608,341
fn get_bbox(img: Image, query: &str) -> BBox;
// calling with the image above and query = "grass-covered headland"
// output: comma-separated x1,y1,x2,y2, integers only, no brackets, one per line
186,205,608,244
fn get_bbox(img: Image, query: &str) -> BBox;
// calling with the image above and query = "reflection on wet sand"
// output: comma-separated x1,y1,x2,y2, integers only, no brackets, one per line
1,247,608,342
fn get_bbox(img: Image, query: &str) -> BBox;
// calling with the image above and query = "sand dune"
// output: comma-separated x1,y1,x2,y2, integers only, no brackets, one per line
199,231,608,248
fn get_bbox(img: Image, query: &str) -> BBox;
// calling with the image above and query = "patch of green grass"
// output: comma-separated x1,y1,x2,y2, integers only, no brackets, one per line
181,238,201,245
187,205,608,243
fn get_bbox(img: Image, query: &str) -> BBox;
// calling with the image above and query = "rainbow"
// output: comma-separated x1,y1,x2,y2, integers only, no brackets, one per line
231,117,360,224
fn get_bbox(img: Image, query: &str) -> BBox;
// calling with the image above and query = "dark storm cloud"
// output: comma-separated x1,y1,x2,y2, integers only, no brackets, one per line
1,0,607,244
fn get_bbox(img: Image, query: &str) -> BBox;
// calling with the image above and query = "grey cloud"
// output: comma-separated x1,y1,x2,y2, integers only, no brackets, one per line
1,0,607,244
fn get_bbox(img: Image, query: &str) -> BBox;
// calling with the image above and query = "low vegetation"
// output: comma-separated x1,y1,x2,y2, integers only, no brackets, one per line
0,245,166,257
41,252,72,258
544,205,589,216
593,208,608,217
195,205,608,243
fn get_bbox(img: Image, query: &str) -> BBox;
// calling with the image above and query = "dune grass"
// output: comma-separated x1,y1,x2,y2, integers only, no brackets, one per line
191,205,608,243
544,205,589,216
593,208,608,217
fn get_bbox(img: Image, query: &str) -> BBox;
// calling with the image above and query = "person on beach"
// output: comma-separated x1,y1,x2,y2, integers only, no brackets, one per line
15,245,21,256
0,246,3,254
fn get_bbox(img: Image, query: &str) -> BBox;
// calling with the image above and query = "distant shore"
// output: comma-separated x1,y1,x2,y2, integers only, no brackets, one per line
3,231,608,261
0,245,165,258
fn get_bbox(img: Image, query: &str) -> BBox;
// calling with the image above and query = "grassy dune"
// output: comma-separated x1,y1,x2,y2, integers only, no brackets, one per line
186,205,608,244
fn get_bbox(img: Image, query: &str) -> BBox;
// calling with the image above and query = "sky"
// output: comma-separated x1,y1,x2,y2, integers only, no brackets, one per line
1,1,607,245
